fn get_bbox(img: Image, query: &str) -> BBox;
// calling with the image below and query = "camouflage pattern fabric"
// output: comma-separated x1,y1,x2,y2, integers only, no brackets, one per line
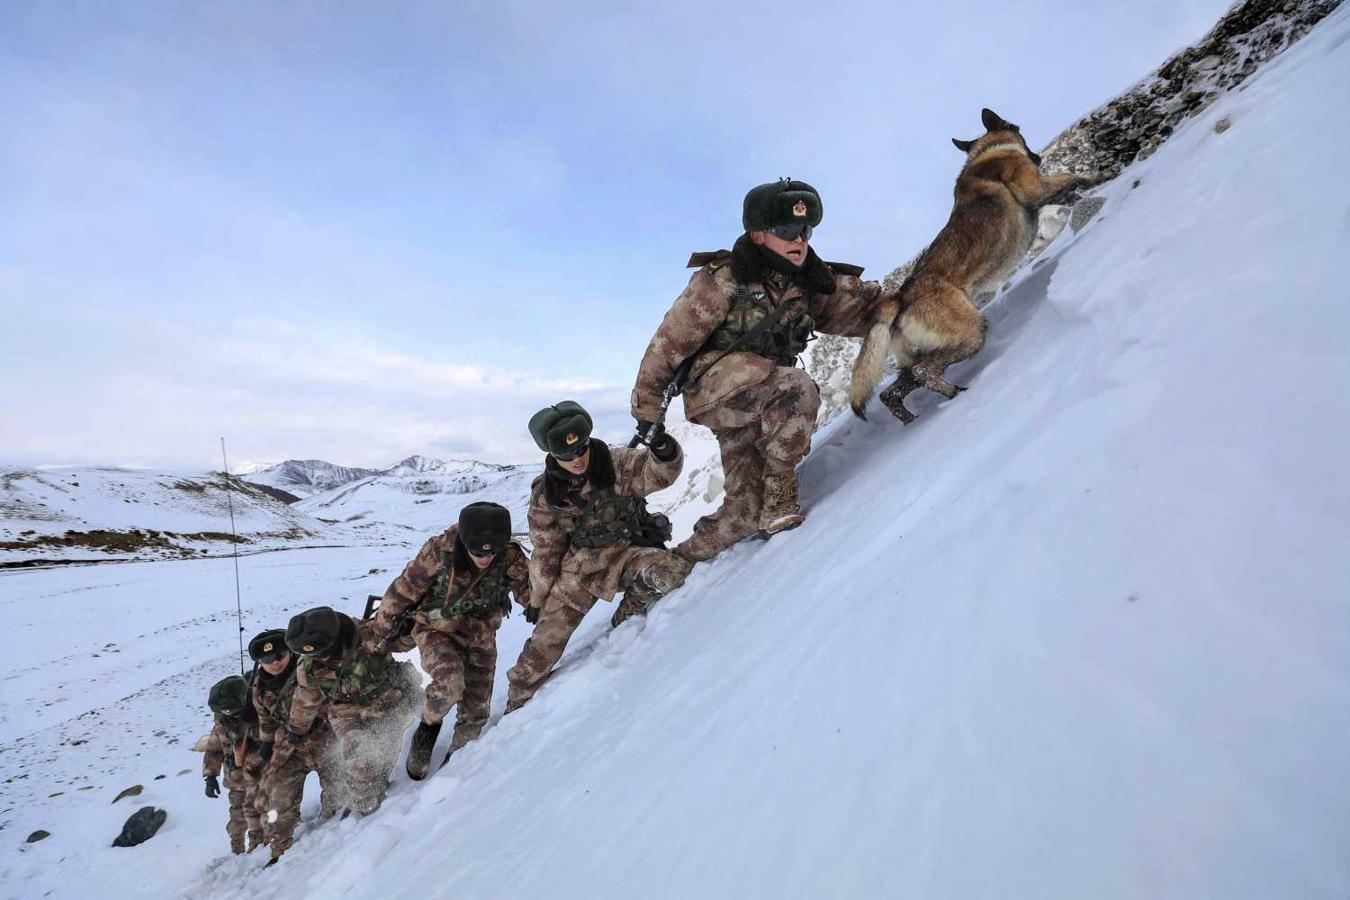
326,661,422,814
525,443,684,613
506,547,690,708
415,627,495,747
252,670,341,854
631,259,884,422
201,714,266,852
632,253,887,562
676,366,819,561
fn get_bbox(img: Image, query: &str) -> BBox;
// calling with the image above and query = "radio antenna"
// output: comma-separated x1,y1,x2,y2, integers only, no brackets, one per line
219,438,246,675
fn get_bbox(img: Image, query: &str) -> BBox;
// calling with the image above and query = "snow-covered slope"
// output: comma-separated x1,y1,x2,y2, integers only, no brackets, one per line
0,467,337,566
5,4,1349,898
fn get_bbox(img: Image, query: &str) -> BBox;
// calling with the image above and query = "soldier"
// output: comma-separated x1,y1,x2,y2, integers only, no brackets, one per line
631,179,896,561
266,606,422,822
505,400,690,711
248,628,341,865
202,674,266,855
368,501,532,781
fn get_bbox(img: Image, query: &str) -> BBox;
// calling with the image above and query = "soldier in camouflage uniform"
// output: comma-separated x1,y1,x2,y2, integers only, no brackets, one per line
368,501,531,781
247,629,341,865
505,401,690,712
202,674,267,855
269,606,423,822
632,179,896,561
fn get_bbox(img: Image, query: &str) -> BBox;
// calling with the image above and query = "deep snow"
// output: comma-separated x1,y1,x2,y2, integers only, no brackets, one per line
5,5,1350,898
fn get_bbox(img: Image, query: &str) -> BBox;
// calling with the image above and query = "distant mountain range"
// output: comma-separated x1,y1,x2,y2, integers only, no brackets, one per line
242,455,512,500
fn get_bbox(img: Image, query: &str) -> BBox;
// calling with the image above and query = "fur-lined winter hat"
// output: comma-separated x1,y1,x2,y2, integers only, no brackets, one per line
742,178,823,232
247,629,288,663
458,502,511,556
529,401,593,456
285,606,344,656
208,675,250,715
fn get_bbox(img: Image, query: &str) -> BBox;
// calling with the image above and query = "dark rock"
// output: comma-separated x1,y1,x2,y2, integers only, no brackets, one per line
111,807,167,848
26,830,50,843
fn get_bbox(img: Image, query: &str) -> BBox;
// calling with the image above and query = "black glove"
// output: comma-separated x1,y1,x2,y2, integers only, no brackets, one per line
649,432,678,462
205,774,220,798
524,605,541,625
635,419,665,445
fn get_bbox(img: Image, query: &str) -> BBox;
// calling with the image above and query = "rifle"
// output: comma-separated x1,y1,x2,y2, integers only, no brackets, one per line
364,593,417,654
629,356,695,448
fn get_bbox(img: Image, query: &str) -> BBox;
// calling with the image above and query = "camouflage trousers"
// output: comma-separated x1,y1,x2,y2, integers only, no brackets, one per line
223,765,264,853
506,548,691,708
678,365,819,562
414,627,495,752
258,735,341,856
328,663,422,815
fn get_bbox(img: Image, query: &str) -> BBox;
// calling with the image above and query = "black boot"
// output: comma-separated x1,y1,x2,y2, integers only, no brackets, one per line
611,573,662,628
405,719,443,781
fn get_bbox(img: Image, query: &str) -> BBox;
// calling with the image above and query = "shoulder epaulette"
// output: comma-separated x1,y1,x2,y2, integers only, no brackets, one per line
687,250,732,269
827,261,865,277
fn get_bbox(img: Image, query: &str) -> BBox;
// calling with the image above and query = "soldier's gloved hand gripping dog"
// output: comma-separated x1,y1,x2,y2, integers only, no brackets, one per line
630,179,897,561
505,400,692,712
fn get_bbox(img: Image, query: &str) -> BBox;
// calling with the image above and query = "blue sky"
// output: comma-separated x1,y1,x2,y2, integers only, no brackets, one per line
0,0,1232,469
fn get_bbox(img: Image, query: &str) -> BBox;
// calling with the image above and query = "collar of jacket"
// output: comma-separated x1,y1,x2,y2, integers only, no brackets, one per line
729,233,837,296
543,439,615,508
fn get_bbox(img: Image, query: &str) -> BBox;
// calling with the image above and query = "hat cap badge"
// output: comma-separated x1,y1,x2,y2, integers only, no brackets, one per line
302,644,314,653
262,642,273,652
792,200,808,217
565,432,580,445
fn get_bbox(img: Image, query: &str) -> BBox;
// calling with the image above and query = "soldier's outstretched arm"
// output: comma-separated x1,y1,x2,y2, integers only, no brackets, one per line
282,665,327,742
506,544,533,609
526,494,565,613
620,436,684,497
251,682,279,747
201,724,226,778
813,273,893,339
631,268,731,421
371,534,442,640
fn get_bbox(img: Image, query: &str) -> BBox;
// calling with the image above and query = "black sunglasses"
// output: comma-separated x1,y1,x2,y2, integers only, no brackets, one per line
767,223,812,242
552,442,590,462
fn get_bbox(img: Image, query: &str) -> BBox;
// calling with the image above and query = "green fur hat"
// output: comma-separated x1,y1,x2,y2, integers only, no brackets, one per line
742,178,823,232
528,401,594,456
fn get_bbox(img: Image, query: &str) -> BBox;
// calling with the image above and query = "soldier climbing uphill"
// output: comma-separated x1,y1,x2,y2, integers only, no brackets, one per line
368,501,532,781
247,628,341,865
201,674,267,855
267,606,422,822
505,400,691,711
631,179,896,561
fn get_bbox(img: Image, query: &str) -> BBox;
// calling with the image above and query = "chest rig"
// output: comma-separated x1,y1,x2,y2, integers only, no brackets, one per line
704,280,816,366
424,550,511,622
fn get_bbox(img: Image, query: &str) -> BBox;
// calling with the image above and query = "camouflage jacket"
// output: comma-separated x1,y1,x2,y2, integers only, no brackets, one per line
632,242,888,421
252,664,331,757
528,440,682,612
283,620,406,738
371,524,531,650
201,712,264,778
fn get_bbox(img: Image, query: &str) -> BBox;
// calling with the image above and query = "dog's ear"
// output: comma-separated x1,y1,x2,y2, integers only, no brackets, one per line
952,138,975,153
981,108,1012,132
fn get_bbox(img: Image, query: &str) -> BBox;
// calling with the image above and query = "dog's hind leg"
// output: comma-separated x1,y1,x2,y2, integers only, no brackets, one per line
910,313,987,400
878,370,920,423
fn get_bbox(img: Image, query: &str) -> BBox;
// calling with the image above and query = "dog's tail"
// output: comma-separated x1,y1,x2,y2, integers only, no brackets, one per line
849,298,901,419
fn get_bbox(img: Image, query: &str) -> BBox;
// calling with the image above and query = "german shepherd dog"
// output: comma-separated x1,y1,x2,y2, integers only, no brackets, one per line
850,108,1099,421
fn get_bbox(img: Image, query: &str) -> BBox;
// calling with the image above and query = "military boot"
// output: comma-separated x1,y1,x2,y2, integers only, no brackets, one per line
405,720,442,781
611,575,661,628
759,470,805,535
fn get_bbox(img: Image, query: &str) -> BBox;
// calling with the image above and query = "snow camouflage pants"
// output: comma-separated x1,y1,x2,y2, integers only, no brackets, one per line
506,548,691,707
258,736,341,855
223,765,264,853
327,662,422,815
415,627,495,751
677,365,820,562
